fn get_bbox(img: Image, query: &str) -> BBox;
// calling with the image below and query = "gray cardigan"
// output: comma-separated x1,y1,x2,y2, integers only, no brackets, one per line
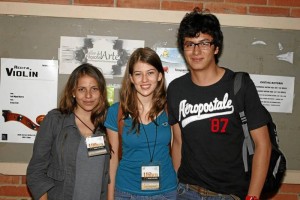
26,109,109,200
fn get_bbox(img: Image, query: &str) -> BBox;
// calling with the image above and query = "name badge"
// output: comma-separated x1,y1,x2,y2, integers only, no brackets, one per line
85,134,109,157
141,165,160,190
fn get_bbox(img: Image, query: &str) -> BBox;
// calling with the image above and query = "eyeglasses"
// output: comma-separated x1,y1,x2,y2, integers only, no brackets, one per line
183,40,214,51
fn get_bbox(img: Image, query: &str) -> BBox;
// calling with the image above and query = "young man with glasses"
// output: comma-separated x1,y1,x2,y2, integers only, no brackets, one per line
167,7,272,200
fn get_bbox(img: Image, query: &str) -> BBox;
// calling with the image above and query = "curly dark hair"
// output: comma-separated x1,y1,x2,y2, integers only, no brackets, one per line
177,7,223,63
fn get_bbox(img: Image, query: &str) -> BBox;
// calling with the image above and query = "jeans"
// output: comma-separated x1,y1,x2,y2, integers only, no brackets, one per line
177,183,240,200
114,188,177,200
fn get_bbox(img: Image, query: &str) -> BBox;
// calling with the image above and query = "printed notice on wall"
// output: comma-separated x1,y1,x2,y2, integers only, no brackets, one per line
156,48,188,86
250,74,295,113
59,36,144,77
0,58,58,143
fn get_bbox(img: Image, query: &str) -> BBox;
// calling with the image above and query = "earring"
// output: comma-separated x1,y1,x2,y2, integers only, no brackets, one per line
73,95,75,98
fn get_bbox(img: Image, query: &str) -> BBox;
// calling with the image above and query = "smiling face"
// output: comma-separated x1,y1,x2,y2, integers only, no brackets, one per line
130,61,162,100
73,75,101,114
183,33,219,72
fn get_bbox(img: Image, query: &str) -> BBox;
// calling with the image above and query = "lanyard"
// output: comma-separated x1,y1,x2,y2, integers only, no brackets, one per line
74,112,94,133
139,118,158,162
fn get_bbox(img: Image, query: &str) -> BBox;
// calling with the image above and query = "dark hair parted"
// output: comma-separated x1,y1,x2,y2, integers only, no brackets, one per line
177,7,223,63
120,47,166,133
58,63,109,129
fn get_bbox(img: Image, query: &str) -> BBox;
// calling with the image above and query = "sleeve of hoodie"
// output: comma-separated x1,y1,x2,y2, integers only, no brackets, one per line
26,110,60,199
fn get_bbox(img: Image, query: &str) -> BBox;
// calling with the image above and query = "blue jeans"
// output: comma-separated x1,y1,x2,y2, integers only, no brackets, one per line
177,183,240,200
115,188,177,200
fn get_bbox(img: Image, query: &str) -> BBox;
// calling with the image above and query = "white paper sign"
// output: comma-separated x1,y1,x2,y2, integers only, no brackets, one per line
156,48,188,86
59,36,144,77
250,74,295,113
0,58,58,143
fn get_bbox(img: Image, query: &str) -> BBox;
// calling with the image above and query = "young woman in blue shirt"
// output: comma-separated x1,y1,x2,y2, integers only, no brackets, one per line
104,47,177,200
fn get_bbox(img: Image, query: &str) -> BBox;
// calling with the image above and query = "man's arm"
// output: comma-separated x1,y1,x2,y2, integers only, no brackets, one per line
248,125,272,198
171,123,182,172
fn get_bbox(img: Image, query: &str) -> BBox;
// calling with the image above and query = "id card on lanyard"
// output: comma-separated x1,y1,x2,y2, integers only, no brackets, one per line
139,119,160,190
141,163,160,190
85,133,109,157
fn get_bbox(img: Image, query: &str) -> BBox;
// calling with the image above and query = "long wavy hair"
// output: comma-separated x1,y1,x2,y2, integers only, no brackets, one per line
58,63,109,130
177,7,223,63
119,47,166,133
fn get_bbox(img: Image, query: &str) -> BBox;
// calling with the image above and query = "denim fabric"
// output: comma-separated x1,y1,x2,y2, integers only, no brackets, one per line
114,188,177,200
177,183,239,200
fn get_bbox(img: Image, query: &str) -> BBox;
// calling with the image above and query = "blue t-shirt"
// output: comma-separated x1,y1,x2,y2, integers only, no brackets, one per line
104,102,177,195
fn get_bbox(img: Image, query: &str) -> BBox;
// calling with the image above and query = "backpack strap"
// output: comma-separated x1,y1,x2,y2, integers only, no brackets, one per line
233,72,244,96
117,104,124,160
234,72,255,172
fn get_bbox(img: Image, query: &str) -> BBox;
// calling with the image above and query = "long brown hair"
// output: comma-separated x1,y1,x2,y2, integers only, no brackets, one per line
58,63,109,129
119,47,166,133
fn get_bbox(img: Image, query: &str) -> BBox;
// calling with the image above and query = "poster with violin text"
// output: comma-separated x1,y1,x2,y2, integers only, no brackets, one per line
0,58,58,143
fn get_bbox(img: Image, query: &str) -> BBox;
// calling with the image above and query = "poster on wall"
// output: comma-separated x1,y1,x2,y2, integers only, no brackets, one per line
59,36,145,77
250,74,295,113
156,48,188,86
0,58,58,143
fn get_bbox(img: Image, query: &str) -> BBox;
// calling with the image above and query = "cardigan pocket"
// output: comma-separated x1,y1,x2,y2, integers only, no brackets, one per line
47,166,65,181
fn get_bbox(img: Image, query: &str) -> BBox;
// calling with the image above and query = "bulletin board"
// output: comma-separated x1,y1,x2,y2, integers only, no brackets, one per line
0,3,299,182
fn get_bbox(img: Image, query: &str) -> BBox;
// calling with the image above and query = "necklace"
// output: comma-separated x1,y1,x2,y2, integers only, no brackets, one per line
73,113,94,133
